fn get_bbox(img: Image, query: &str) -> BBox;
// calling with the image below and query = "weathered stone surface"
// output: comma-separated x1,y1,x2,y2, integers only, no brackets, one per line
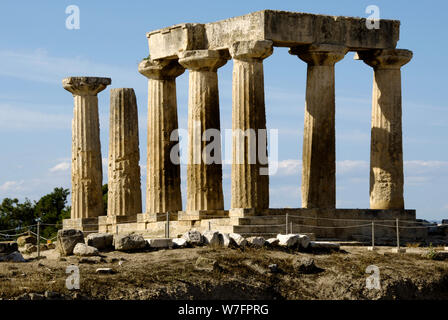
247,236,266,247
0,251,26,262
73,243,99,257
298,235,311,249
290,44,347,209
63,77,111,219
266,238,280,247
355,49,412,210
114,234,147,251
56,229,85,256
182,230,203,245
195,256,218,271
138,59,184,214
86,233,114,250
172,238,188,248
202,231,224,246
17,235,36,247
178,50,228,211
147,238,173,249
277,234,300,248
293,257,321,274
230,40,272,210
108,88,142,216
0,241,18,256
147,10,400,60
221,233,237,248
229,233,248,247
309,241,340,250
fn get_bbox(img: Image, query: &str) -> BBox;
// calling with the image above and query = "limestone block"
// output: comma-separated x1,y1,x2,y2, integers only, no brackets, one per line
0,251,26,263
86,233,114,250
229,233,248,247
17,235,36,247
247,236,266,248
182,230,203,245
114,234,147,251
277,234,300,248
56,229,85,256
172,238,188,248
267,238,280,247
147,238,173,249
202,231,224,246
221,233,237,248
73,243,99,257
309,241,340,250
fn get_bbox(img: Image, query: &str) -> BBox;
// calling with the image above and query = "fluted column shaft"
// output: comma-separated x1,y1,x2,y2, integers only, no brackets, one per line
179,50,229,211
290,45,347,209
230,41,273,209
63,77,111,219
108,88,142,216
138,59,184,214
356,49,412,209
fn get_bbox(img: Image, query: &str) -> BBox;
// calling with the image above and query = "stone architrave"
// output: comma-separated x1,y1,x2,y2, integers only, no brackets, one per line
289,44,347,209
138,59,184,215
355,49,412,209
62,77,111,219
108,88,142,216
178,50,229,211
230,40,273,210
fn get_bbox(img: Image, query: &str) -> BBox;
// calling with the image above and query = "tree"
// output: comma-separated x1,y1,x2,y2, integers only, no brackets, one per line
102,183,108,215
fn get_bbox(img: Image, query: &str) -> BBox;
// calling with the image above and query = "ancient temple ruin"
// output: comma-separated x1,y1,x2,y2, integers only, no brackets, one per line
62,10,426,242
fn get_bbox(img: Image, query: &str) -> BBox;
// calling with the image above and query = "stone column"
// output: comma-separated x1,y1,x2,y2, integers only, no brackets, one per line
289,44,347,209
138,59,184,215
355,49,412,210
178,50,229,211
230,40,273,210
62,77,111,219
108,88,142,216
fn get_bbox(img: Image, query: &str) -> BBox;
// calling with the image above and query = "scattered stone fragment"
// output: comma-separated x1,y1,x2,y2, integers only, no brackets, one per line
268,264,279,273
277,234,300,248
147,238,173,249
222,233,237,248
86,233,114,250
96,268,116,274
73,243,99,257
202,231,224,247
195,256,218,271
17,235,36,247
293,257,322,274
172,238,188,248
309,241,340,251
266,238,280,247
0,251,26,262
56,229,85,256
114,234,147,251
182,230,203,245
229,233,248,247
298,235,311,249
247,236,266,248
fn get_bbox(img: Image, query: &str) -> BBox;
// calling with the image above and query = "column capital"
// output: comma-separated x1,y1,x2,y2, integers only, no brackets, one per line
178,50,230,72
62,77,111,96
138,58,185,80
230,40,273,61
289,44,348,66
354,49,413,70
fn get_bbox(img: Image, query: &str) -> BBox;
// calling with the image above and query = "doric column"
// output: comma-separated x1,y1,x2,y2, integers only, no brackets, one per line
355,49,412,210
230,40,273,209
107,88,142,216
62,77,111,219
290,44,348,209
138,59,184,215
178,50,229,211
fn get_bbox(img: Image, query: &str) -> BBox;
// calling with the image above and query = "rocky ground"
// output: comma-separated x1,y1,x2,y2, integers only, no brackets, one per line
0,245,447,300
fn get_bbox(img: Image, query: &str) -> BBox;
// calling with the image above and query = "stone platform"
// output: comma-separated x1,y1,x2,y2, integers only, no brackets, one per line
64,208,427,245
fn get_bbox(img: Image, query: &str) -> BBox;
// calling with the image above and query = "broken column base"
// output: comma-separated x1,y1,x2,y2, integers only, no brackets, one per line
62,217,99,234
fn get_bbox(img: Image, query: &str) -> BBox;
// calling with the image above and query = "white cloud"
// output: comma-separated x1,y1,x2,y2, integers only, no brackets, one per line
0,180,24,192
49,162,70,172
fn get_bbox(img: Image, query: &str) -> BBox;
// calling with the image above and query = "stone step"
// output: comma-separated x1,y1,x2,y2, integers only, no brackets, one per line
237,216,287,225
233,225,286,234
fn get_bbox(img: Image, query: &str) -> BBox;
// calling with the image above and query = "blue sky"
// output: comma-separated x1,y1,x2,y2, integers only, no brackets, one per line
0,0,447,220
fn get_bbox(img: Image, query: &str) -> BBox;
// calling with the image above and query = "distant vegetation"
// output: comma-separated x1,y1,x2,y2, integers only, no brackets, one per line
0,184,108,241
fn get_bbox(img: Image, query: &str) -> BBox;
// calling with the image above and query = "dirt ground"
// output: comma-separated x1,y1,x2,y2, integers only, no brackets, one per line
0,245,447,300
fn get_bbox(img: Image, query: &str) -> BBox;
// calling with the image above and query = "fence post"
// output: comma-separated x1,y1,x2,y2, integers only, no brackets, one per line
166,212,170,238
396,218,400,250
208,221,211,231
371,221,375,250
36,220,41,259
290,221,293,235
285,213,289,234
